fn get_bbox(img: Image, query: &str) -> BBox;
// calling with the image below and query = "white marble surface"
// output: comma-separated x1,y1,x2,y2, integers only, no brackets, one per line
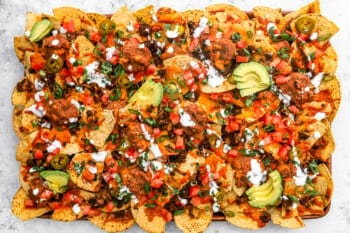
1,0,350,232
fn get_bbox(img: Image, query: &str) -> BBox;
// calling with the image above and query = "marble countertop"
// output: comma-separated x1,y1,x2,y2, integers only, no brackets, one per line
1,0,349,232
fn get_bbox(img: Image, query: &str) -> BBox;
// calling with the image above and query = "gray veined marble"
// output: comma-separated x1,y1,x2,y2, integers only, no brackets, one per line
1,0,350,232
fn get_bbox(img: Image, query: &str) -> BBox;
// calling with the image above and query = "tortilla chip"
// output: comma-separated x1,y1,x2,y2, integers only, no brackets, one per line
206,4,248,21
13,107,26,139
131,204,166,233
304,120,329,148
182,9,213,24
53,7,90,32
14,37,35,62
312,130,335,162
86,13,107,30
12,188,50,221
290,14,339,45
70,35,95,66
200,80,236,94
25,12,43,32
174,206,213,233
318,163,333,207
284,0,320,25
89,211,135,232
253,6,286,30
16,131,38,163
320,45,338,75
163,55,197,69
232,173,247,197
133,5,154,25
320,76,341,122
67,152,104,192
12,87,29,108
217,190,237,210
99,202,130,213
52,207,78,221
178,149,205,176
224,203,262,230
111,6,135,33
86,109,116,149
270,207,305,228
61,142,82,155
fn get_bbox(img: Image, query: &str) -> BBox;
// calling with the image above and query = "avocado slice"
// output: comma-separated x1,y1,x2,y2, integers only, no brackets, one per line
40,170,69,194
29,19,52,43
128,78,164,107
232,62,271,97
246,170,283,208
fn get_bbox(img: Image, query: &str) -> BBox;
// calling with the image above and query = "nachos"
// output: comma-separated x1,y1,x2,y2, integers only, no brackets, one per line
12,0,339,232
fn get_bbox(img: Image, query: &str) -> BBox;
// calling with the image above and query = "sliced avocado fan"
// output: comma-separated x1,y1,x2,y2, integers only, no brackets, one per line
232,62,271,97
128,78,164,107
40,170,69,194
246,170,283,208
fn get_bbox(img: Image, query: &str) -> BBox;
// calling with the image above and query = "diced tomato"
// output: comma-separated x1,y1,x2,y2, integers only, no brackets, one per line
106,201,114,212
129,37,140,44
263,135,272,145
298,33,309,41
146,64,157,75
161,209,173,222
101,93,110,106
191,196,211,206
236,41,246,49
24,199,35,208
288,105,300,114
151,178,164,189
153,128,161,138
225,118,240,132
83,95,94,106
102,173,113,182
49,201,61,210
34,149,43,159
190,83,198,92
40,190,53,200
227,149,238,158
189,38,199,52
276,60,288,71
184,70,194,86
275,75,290,84
271,131,283,142
60,68,70,77
89,31,102,43
82,167,95,182
201,172,210,185
307,61,315,70
270,114,282,124
174,128,184,136
236,56,249,63
63,19,75,33
30,53,46,71
189,186,201,197
278,144,290,161
83,206,100,216
175,136,185,150
109,56,118,65
170,112,180,125
76,66,85,75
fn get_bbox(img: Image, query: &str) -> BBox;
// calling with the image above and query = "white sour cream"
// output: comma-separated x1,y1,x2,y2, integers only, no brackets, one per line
91,151,107,162
204,60,225,88
26,104,46,118
314,112,326,121
247,159,267,186
179,107,196,127
72,203,81,215
193,17,208,38
47,140,62,153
